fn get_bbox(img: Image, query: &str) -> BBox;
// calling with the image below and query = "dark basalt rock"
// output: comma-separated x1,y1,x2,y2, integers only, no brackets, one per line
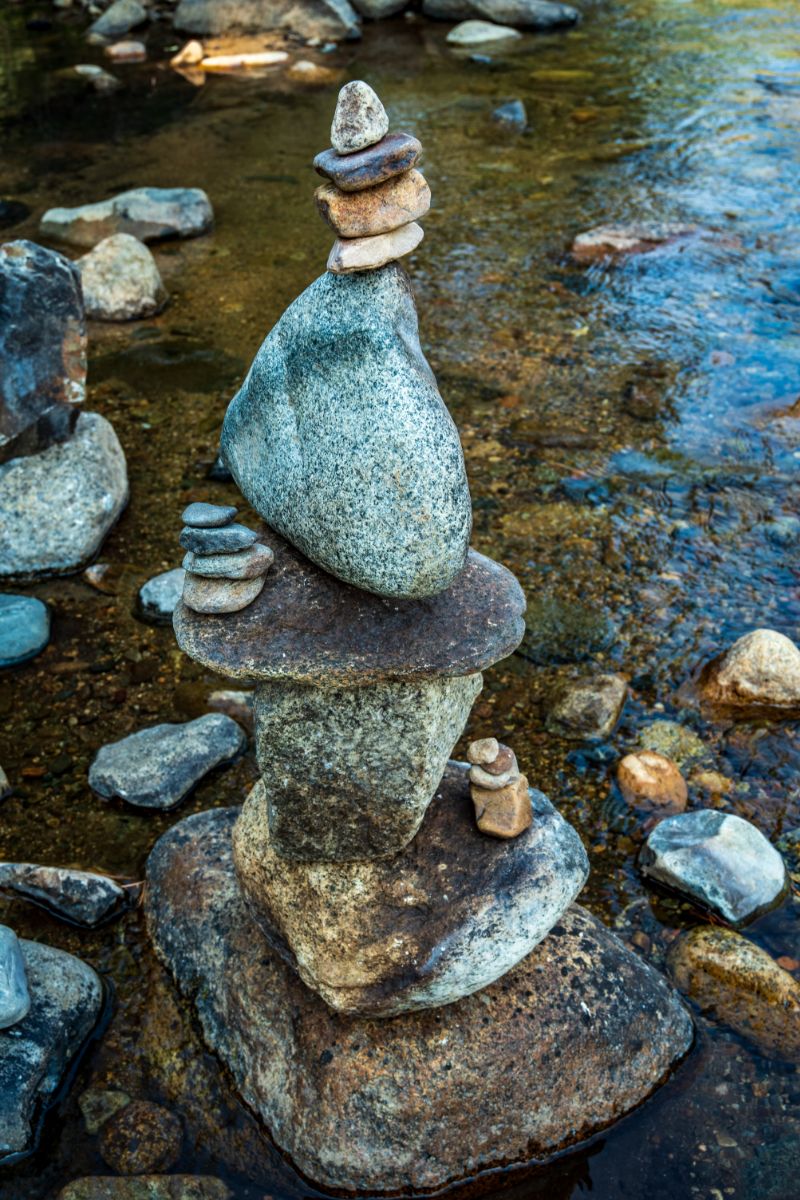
0,240,86,465
313,132,421,192
146,807,694,1194
173,525,526,685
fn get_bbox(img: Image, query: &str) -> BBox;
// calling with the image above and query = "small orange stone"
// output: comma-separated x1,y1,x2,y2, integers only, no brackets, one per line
472,774,532,840
617,751,687,813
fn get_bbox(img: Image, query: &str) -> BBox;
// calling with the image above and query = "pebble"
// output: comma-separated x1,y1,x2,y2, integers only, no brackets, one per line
88,0,147,39
78,1086,132,1134
0,925,31,1030
88,714,246,810
327,221,424,274
481,746,517,775
181,501,238,528
640,809,787,924
286,60,341,85
492,99,527,129
668,925,800,1061
637,719,706,767
200,51,289,71
99,1100,182,1175
314,131,422,193
73,64,121,93
179,523,258,555
105,40,146,61
78,234,166,321
616,750,687,813
470,762,518,789
472,774,532,838
446,20,523,44
315,169,430,239
701,628,800,710
182,542,274,580
546,673,627,740
137,568,186,625
467,737,500,765
0,595,50,668
571,222,698,261
183,573,266,614
331,80,389,155
170,40,205,66
0,863,128,927
207,688,255,732
41,187,214,249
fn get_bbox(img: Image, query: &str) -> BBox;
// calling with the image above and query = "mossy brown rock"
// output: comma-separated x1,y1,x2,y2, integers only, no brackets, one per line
147,806,693,1193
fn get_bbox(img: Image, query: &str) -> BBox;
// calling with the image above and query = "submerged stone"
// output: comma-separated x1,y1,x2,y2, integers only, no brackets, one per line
0,863,128,927
699,628,800,711
0,596,50,668
137,568,186,625
546,672,627,739
330,80,388,154
182,543,273,580
147,807,693,1193
446,19,522,43
99,1100,182,1175
492,99,528,129
617,750,687,814
173,0,361,41
0,925,30,1029
314,132,422,192
221,265,471,599
58,1179,232,1200
41,187,213,249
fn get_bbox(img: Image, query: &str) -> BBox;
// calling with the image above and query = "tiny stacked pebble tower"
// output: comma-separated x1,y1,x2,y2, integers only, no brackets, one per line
145,81,694,1197
314,81,430,274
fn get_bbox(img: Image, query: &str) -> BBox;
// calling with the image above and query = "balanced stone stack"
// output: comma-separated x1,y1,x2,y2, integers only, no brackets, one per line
179,502,273,614
146,83,693,1195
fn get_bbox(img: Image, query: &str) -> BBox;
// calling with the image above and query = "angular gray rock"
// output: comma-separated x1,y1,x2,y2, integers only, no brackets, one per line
88,713,246,810
221,264,472,599
0,595,50,668
0,864,128,927
640,810,788,924
234,763,589,1014
0,940,103,1161
546,673,627,739
492,99,528,129
137,567,186,625
252,674,481,860
0,925,30,1029
88,0,147,39
0,240,86,465
331,81,388,155
173,0,361,41
78,234,167,321
40,188,214,249
0,412,129,580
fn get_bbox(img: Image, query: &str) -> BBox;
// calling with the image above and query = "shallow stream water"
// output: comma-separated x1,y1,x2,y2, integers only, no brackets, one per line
1,0,800,1196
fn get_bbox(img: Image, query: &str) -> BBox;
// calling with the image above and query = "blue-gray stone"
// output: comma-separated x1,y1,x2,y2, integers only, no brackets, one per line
179,524,257,555
492,100,527,130
40,187,214,250
0,864,128,928
181,502,238,528
0,925,30,1030
640,809,788,924
137,567,186,625
0,595,50,668
221,265,472,599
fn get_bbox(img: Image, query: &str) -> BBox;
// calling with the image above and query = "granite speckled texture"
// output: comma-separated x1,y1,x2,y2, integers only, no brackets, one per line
233,763,588,1013
146,807,694,1193
251,675,481,861
221,264,470,599
173,527,524,685
40,188,213,249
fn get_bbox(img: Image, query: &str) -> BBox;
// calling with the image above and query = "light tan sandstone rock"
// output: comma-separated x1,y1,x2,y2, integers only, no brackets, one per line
327,221,424,274
315,169,431,238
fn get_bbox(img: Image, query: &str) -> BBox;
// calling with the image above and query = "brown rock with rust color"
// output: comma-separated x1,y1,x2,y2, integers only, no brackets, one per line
472,773,532,839
98,1100,182,1175
617,750,688,813
146,806,693,1193
667,925,800,1062
316,169,431,239
313,131,422,192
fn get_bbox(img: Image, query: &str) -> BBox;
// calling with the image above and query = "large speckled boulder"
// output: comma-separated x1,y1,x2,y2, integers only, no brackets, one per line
220,265,472,599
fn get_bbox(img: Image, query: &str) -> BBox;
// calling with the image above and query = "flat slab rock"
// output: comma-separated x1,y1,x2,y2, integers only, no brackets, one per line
40,187,213,249
147,807,693,1193
0,863,129,928
173,0,361,40
88,713,246,810
173,525,525,685
233,763,588,1014
0,939,103,1161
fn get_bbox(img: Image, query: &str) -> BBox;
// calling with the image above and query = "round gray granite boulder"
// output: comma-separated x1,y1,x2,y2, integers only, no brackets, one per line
220,264,472,599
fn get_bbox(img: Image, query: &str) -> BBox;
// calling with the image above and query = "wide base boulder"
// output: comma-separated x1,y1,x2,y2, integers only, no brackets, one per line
0,411,128,580
147,807,694,1193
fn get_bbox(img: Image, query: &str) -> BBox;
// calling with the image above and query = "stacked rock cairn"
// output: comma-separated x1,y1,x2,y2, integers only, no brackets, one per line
467,736,531,838
179,501,273,614
314,81,430,274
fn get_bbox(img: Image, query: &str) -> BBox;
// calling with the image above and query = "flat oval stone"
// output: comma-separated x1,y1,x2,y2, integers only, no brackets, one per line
173,525,526,685
183,573,266,615
327,222,424,275
0,924,30,1029
179,524,257,555
0,595,50,668
316,169,431,239
182,543,274,580
181,501,238,528
313,132,422,193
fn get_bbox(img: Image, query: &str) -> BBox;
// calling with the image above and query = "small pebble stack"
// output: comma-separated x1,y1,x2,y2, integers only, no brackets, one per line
313,81,431,275
467,737,532,839
179,502,273,615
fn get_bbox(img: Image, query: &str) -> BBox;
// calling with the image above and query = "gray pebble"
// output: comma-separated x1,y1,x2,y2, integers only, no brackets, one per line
179,524,257,555
181,502,238,528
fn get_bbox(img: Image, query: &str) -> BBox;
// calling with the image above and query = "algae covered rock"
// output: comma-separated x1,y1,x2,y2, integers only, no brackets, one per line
221,264,472,599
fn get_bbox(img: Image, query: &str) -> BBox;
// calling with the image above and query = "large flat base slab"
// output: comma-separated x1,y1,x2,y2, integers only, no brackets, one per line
146,808,694,1194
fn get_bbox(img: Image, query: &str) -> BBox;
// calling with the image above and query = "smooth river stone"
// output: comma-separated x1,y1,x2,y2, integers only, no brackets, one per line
0,864,128,928
181,501,238,528
137,567,186,625
233,763,587,1013
331,80,388,155
0,595,50,667
251,674,481,861
179,524,257,554
220,264,471,599
78,234,167,322
147,806,694,1193
40,187,214,249
182,543,274,580
446,18,522,42
316,169,431,239
173,526,527,686
327,221,424,275
0,925,30,1029
313,132,422,193
183,573,265,615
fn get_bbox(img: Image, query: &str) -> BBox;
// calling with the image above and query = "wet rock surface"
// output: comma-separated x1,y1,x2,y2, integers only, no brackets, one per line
137,568,186,625
0,240,85,465
546,672,627,739
641,810,787,923
147,805,693,1192
98,1100,182,1175
174,526,526,684
78,1086,132,1135
0,595,50,668
78,235,167,322
699,628,800,712
0,863,128,927
0,412,128,580
58,1180,232,1200
41,188,213,249
88,714,246,810
0,925,30,1029
0,939,103,1161
173,0,360,40
572,222,700,260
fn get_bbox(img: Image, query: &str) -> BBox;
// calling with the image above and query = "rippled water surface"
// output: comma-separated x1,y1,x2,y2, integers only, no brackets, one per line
1,0,800,1196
